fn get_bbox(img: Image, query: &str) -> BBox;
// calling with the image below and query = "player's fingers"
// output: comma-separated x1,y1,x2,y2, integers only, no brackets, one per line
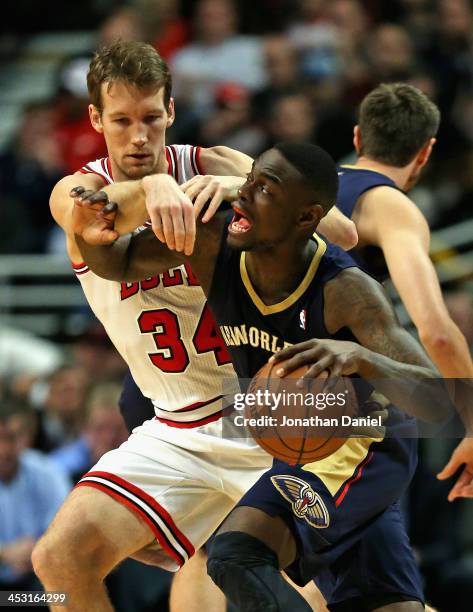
70,186,85,197
148,211,165,242
183,203,196,256
270,341,318,364
76,189,97,204
172,208,186,252
274,349,324,376
99,201,118,215
161,210,176,250
453,484,473,499
202,188,224,223
447,466,473,501
437,451,462,480
193,185,214,217
301,356,335,383
86,190,109,205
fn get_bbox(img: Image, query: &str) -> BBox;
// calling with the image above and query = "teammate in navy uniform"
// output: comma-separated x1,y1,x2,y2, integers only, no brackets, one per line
335,84,473,503
73,142,450,611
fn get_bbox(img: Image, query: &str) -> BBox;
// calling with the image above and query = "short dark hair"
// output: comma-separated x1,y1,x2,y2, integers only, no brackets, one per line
358,83,440,166
87,41,172,112
274,142,338,213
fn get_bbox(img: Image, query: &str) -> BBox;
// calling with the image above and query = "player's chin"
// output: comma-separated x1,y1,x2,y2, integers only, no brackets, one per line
123,159,155,179
227,227,254,251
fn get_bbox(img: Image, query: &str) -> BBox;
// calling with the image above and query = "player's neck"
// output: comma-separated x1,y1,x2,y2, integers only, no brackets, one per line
355,156,409,190
245,240,316,306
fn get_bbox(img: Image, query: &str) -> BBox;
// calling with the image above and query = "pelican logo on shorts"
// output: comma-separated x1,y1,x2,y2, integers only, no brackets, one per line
271,475,329,528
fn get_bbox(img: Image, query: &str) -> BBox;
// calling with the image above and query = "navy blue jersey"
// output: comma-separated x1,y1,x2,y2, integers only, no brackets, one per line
337,165,400,281
209,228,358,380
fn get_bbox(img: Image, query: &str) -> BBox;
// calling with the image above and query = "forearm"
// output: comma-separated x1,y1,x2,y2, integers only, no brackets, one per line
420,320,473,378
357,348,451,423
76,234,131,280
101,180,148,234
318,207,358,251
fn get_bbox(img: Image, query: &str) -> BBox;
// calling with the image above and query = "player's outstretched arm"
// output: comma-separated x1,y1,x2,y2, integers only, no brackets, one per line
73,188,226,289
272,267,453,423
357,187,473,380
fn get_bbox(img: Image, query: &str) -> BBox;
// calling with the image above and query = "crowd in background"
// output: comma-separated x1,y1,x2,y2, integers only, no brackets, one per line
1,1,473,610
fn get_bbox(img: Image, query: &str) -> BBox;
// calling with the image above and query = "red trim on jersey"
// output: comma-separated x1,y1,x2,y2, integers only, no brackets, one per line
107,157,113,180
71,261,89,275
165,146,174,177
189,146,198,175
155,408,229,428
169,145,179,182
334,451,374,507
78,471,194,558
195,146,205,175
157,394,224,414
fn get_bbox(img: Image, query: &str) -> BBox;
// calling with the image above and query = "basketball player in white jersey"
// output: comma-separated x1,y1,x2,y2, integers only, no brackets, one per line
32,41,356,611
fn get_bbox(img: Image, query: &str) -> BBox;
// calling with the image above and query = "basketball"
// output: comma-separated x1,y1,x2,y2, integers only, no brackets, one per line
243,360,358,465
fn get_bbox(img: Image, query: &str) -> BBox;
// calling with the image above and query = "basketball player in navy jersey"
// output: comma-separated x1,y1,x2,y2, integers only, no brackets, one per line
334,83,473,503
72,141,454,611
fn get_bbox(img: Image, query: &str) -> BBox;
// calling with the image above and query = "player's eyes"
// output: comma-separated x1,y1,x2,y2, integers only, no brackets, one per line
114,118,129,125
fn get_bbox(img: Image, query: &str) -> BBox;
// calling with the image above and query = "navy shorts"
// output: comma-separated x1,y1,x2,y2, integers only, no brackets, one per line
237,411,423,607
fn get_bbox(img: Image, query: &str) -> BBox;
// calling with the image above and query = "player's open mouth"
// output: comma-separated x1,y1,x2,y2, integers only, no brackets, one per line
229,205,252,234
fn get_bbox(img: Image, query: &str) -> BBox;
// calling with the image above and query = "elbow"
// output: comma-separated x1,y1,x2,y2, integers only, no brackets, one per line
419,327,454,358
340,220,358,251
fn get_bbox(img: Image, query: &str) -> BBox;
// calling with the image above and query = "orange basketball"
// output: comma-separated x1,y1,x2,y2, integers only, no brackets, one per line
243,360,358,465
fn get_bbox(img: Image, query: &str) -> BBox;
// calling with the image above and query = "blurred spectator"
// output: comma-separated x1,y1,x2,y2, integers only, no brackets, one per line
71,323,127,382
38,364,90,451
50,382,128,482
51,55,107,176
199,82,265,155
98,6,145,47
171,0,267,118
0,410,70,591
0,102,64,253
262,89,316,149
137,0,190,61
366,24,417,82
252,35,300,122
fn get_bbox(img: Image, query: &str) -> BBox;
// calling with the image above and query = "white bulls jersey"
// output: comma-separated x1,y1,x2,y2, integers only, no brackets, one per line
75,144,239,425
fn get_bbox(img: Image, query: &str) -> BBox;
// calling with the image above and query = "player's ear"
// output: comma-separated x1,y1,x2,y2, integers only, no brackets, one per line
89,105,103,134
166,98,175,128
417,138,435,168
298,203,324,230
353,125,362,154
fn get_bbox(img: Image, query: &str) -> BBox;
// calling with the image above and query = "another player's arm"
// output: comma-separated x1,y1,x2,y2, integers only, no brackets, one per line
354,186,473,381
75,198,226,290
357,188,473,499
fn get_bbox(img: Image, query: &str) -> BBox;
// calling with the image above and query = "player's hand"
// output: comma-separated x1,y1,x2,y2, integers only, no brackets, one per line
269,339,367,383
142,174,195,255
437,436,473,501
180,175,246,222
70,187,118,245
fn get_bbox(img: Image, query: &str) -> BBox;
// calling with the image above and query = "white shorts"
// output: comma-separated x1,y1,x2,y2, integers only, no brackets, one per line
77,417,272,571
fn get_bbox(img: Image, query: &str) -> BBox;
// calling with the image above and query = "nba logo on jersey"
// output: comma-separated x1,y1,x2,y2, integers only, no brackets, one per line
299,309,307,330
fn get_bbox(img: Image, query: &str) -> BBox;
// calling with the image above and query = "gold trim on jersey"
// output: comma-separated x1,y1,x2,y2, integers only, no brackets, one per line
240,234,327,316
340,164,379,172
302,434,384,497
